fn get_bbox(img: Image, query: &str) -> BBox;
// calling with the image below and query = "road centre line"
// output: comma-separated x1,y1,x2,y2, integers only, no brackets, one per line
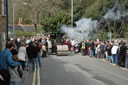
37,64,40,85
32,66,36,85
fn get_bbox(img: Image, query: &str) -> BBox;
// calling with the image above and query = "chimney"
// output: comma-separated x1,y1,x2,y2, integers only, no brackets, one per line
21,17,23,24
18,17,21,25
18,17,23,25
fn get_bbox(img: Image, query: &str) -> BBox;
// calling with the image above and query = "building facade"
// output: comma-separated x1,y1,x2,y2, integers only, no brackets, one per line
0,0,7,51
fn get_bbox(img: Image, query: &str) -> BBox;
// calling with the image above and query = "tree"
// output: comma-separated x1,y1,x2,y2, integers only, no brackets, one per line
23,0,48,32
8,0,128,38
41,13,71,32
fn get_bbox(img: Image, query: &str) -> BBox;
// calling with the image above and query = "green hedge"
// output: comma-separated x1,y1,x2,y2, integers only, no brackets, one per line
9,31,36,38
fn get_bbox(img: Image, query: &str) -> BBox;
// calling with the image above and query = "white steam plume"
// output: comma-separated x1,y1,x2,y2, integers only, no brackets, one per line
104,0,128,20
61,18,97,42
61,0,128,42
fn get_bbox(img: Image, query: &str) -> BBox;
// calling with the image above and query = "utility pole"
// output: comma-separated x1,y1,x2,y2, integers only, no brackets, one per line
0,0,7,51
108,32,112,42
71,0,73,27
12,3,27,40
13,4,15,40
6,0,9,40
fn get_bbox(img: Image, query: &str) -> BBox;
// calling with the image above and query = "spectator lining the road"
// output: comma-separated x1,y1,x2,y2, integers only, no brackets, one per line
42,43,47,58
71,39,127,69
118,42,127,67
47,38,52,55
18,42,27,70
0,41,20,85
111,43,119,64
26,42,38,72
126,48,128,68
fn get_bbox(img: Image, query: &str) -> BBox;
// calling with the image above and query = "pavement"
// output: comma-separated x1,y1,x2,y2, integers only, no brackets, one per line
22,54,128,85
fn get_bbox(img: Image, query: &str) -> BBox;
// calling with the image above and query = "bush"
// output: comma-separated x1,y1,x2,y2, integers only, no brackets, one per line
9,31,36,38
95,32,108,41
124,32,128,38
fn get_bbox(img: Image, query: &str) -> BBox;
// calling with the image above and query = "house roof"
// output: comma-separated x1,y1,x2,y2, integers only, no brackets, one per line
9,25,36,32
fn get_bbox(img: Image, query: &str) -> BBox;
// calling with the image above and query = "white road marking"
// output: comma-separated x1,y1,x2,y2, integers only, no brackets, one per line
37,64,40,85
32,65,36,85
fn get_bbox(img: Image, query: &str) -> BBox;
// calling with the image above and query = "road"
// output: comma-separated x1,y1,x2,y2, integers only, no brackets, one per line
40,54,128,85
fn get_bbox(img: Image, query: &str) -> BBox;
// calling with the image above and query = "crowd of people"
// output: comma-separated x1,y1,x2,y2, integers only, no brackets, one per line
0,37,52,85
0,36,128,85
68,39,128,69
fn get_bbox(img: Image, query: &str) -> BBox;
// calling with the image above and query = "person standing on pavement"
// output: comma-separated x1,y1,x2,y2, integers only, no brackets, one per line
0,41,20,85
85,40,90,56
118,42,127,67
71,39,75,52
106,43,112,63
125,47,128,68
81,41,86,56
47,38,52,55
44,38,48,54
90,40,95,57
97,43,101,58
78,42,82,53
26,42,38,72
100,42,105,59
36,42,41,67
18,42,27,70
42,43,47,58
26,42,33,71
111,43,119,64
32,42,38,72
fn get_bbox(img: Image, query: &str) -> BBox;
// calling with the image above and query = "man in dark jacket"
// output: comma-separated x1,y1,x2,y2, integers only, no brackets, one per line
119,42,127,67
26,42,32,71
26,42,38,72
107,44,112,63
125,47,128,68
90,41,95,57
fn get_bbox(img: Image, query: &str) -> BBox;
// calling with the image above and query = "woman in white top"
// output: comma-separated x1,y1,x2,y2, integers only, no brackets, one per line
111,43,119,64
18,42,27,70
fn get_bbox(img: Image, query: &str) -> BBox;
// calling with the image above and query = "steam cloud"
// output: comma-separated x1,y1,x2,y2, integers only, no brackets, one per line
61,18,97,42
61,0,128,42
104,0,128,20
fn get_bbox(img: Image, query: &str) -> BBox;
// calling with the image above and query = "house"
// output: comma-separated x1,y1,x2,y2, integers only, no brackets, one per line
9,17,36,32
9,24,36,32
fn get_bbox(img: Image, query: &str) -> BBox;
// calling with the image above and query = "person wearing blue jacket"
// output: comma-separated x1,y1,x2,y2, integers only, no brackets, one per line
0,41,20,85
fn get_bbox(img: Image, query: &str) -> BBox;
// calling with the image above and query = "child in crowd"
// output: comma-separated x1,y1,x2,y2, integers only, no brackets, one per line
9,54,23,85
42,43,47,58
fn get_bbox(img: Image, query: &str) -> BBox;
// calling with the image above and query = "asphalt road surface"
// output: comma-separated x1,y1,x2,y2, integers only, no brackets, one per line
40,54,128,85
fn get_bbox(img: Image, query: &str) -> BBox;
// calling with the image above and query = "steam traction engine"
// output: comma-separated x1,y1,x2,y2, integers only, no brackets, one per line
50,32,69,56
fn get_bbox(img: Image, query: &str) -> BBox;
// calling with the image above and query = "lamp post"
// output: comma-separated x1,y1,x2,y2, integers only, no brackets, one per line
71,0,73,27
13,3,15,40
13,3,27,40
107,32,112,42
6,0,9,40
